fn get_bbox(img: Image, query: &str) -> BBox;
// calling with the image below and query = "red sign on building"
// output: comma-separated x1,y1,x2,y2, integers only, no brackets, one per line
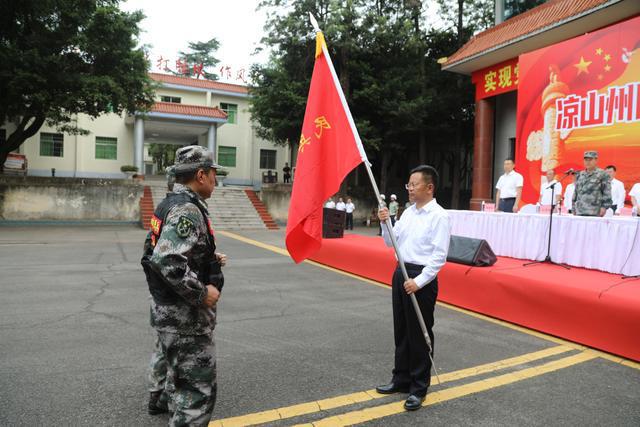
471,58,519,100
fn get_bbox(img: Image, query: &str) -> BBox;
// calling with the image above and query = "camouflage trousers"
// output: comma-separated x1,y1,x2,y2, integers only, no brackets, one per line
148,335,168,393
157,330,217,427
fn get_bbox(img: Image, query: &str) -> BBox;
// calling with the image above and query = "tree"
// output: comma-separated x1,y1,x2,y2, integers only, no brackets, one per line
177,38,221,80
0,0,155,167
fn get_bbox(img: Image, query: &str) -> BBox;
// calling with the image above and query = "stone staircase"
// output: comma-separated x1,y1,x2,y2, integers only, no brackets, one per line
141,178,275,230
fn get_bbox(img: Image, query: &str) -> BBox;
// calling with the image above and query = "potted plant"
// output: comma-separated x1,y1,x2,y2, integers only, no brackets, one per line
216,168,228,187
120,165,138,179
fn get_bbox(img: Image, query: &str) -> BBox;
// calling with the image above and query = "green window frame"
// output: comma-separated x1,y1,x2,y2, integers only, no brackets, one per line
160,95,181,103
218,146,236,167
95,136,117,160
40,132,64,157
220,102,238,124
259,149,276,169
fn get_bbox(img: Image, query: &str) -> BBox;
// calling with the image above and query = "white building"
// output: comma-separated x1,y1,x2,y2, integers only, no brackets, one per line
2,72,290,187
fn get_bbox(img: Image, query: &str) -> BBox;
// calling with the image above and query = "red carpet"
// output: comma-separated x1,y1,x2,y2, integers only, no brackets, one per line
309,234,640,362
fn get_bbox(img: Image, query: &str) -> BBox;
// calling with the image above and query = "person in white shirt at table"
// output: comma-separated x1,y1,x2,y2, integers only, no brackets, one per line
345,198,355,230
538,169,562,206
335,197,346,212
605,165,626,214
324,198,336,209
630,182,640,211
563,174,576,213
495,158,523,213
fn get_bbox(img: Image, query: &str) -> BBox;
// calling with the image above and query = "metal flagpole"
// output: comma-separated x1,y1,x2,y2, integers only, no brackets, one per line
309,13,440,384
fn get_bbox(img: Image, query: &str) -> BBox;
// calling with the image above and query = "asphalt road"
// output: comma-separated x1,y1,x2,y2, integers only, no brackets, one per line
0,225,638,426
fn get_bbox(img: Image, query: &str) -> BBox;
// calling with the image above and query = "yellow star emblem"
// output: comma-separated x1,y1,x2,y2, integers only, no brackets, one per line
604,64,611,72
573,56,592,75
298,134,311,153
604,53,611,62
596,48,603,55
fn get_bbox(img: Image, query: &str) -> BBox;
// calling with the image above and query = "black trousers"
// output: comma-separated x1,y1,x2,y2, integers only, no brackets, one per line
391,263,438,397
345,212,353,230
498,197,516,213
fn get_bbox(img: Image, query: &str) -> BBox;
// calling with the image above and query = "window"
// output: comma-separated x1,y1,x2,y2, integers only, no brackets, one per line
161,95,181,103
40,133,64,157
95,136,117,160
218,146,236,167
260,149,276,169
220,102,238,124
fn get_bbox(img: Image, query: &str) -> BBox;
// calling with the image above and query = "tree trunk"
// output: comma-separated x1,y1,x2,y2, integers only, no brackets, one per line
380,150,391,194
0,115,46,168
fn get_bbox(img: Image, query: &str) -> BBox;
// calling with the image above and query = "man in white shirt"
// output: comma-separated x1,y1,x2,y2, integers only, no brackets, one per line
324,198,335,209
563,174,576,213
345,198,355,230
630,182,640,210
495,158,523,213
376,165,451,411
539,169,562,206
335,197,346,211
605,165,626,214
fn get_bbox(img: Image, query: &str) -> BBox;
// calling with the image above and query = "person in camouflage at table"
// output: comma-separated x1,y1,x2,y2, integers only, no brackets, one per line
572,150,612,217
141,146,226,426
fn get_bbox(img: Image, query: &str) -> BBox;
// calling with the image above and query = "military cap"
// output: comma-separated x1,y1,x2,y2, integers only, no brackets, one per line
583,150,598,158
173,146,220,174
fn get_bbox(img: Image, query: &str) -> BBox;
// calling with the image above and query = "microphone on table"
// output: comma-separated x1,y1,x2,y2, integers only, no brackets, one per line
564,168,578,175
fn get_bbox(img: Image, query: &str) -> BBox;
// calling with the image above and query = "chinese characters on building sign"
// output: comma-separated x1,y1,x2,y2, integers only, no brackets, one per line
154,55,247,83
555,82,640,131
471,58,519,100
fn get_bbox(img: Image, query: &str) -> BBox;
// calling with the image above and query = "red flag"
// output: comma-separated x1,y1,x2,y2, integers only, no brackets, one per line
285,31,366,263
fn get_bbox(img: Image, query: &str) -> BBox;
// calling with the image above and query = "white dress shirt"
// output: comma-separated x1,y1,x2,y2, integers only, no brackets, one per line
630,183,640,207
382,199,451,289
611,178,626,212
336,201,346,211
325,201,335,209
496,171,524,199
563,183,575,210
345,202,355,213
540,180,562,205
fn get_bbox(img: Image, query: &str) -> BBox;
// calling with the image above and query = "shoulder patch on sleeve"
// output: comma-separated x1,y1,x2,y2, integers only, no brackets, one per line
176,215,195,238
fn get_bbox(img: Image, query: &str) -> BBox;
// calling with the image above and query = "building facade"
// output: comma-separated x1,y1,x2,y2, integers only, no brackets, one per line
2,72,290,187
442,0,640,210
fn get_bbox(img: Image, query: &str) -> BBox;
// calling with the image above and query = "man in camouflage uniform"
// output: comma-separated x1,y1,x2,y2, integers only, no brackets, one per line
142,146,226,426
572,150,612,217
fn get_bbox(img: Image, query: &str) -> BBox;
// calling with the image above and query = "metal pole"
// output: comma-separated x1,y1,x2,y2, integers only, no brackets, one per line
363,161,441,384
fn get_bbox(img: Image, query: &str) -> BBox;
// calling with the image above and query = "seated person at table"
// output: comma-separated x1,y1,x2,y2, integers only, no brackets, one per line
539,169,562,206
495,158,523,213
630,182,640,211
563,174,576,213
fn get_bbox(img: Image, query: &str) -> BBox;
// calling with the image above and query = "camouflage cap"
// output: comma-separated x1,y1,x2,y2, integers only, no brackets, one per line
583,150,598,158
173,146,220,174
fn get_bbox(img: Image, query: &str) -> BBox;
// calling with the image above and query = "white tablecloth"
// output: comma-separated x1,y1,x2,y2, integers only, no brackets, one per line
448,210,640,276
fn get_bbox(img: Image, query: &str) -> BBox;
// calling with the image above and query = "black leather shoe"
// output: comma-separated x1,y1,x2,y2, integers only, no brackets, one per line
148,391,168,415
375,382,409,394
404,394,425,411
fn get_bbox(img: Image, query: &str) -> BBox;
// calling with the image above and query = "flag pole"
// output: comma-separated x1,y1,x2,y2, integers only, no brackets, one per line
309,13,441,384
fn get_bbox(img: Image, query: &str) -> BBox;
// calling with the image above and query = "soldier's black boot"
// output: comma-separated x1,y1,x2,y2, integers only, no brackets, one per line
148,391,169,415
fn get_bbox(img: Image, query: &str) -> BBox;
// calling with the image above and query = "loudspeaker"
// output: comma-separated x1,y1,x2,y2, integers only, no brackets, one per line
447,235,497,266
322,208,346,239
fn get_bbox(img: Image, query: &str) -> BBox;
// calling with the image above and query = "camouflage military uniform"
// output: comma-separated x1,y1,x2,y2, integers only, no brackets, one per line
572,168,612,216
142,146,222,427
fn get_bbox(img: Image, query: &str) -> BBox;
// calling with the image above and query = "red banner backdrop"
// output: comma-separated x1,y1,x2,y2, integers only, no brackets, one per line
471,57,519,100
516,16,640,205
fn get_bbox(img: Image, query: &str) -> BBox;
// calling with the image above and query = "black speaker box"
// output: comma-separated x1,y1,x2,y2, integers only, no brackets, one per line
447,235,497,266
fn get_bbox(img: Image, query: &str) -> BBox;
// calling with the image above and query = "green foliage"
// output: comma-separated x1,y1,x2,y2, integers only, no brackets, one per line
149,143,176,172
0,0,155,165
120,164,139,172
177,38,221,80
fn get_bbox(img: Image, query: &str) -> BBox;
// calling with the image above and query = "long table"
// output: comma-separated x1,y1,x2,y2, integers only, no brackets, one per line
448,210,640,276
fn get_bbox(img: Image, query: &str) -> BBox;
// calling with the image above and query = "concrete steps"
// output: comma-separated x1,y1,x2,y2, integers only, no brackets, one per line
141,178,273,230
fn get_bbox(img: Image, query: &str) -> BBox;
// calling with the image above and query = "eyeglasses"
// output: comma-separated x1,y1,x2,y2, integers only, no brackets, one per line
405,183,421,190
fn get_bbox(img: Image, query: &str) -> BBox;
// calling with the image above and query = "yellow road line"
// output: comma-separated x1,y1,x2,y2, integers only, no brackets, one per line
217,230,640,370
295,352,599,427
208,344,571,427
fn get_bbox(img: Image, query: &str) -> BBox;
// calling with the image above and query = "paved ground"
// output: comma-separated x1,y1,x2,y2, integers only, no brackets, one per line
0,225,638,426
